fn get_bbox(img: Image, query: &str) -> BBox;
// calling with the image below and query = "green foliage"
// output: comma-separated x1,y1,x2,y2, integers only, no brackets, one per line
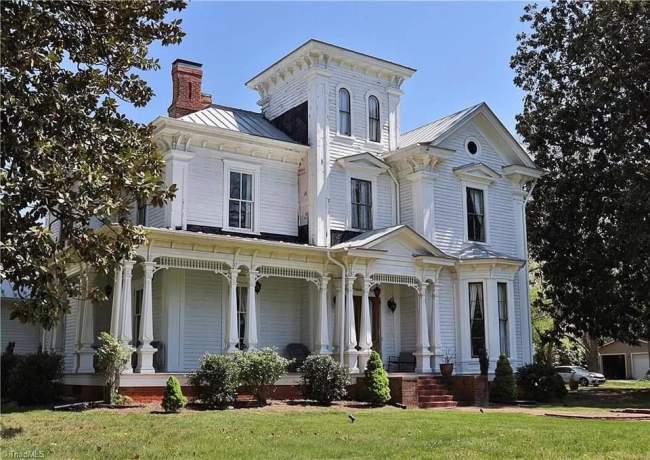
7,352,63,405
95,332,134,404
1,347,19,398
235,348,290,406
162,375,187,413
362,351,391,404
511,1,650,344
516,363,567,402
299,354,350,405
491,355,517,402
478,348,489,376
1,0,185,328
189,354,240,409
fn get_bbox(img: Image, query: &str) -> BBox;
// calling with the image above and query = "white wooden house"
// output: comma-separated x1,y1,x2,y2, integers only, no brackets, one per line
42,40,543,390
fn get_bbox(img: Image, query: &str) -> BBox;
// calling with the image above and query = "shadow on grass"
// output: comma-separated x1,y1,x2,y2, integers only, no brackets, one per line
564,387,650,409
0,425,24,440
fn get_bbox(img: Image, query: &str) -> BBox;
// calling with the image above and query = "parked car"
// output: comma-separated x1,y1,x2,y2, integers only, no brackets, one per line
555,366,606,386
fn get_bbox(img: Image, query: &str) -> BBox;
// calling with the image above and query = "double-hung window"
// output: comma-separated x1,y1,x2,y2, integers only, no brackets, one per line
136,200,147,226
236,286,248,350
468,282,486,358
338,88,351,136
133,289,143,346
368,95,380,142
351,178,372,230
466,187,485,242
228,171,254,230
498,282,509,356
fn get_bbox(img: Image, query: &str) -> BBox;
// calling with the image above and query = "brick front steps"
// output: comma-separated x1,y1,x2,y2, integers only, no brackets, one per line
416,377,458,408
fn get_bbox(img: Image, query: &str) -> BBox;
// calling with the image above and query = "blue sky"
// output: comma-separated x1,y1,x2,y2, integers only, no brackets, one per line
123,1,529,136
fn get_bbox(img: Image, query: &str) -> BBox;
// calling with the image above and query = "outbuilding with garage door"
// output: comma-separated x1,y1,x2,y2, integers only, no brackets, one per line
599,340,649,380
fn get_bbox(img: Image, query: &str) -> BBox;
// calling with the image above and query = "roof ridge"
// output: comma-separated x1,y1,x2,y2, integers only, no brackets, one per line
401,102,484,137
209,104,264,116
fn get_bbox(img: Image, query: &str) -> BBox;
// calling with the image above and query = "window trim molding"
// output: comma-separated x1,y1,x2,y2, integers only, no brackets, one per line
336,85,353,138
464,136,482,158
365,91,383,145
222,159,261,235
462,182,490,245
346,171,379,231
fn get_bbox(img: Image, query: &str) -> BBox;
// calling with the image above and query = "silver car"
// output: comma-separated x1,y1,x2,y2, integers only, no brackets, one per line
555,366,606,386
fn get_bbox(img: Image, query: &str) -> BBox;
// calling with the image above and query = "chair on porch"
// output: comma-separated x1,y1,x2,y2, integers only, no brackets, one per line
388,352,416,372
285,343,310,372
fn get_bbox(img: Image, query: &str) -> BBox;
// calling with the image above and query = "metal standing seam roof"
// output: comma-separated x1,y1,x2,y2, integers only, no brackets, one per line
398,103,484,148
454,243,523,262
179,105,301,144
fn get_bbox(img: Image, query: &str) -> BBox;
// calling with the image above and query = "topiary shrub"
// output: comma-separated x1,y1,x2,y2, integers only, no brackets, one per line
300,354,350,405
161,375,187,413
516,363,567,402
235,348,290,406
189,353,240,409
491,355,517,402
95,332,134,404
362,351,391,404
8,352,63,405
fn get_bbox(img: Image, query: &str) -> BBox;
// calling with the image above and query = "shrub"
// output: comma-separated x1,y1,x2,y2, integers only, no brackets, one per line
516,363,567,402
491,355,517,402
235,348,290,405
1,344,19,399
300,354,350,405
362,351,391,404
478,348,489,376
189,353,240,409
161,376,187,412
8,352,63,405
95,332,134,404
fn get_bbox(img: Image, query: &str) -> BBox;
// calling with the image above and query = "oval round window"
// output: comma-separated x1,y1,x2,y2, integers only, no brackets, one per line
467,140,478,155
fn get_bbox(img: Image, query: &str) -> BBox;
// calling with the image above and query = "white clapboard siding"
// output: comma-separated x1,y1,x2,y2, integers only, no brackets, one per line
437,269,457,357
376,173,395,228
328,168,348,230
1,301,40,355
513,271,524,363
63,299,80,372
258,278,307,352
147,204,166,228
264,71,308,121
399,288,417,353
182,271,223,371
152,275,163,346
186,151,224,228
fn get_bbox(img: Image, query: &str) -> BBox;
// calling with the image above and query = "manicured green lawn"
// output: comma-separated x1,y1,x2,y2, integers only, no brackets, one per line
2,406,649,459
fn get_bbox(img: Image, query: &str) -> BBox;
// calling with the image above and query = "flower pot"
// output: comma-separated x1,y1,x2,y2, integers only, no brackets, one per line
440,363,454,377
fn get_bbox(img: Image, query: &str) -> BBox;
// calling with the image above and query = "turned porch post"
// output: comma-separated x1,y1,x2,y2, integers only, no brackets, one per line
315,275,331,354
245,270,258,351
226,268,240,353
344,275,359,372
357,278,373,370
414,283,432,373
109,262,123,337
119,260,135,373
77,269,97,373
136,261,156,373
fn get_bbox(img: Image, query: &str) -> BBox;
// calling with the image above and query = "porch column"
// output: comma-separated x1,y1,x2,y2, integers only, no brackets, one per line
136,262,156,373
414,283,432,373
245,270,258,351
77,270,96,373
109,262,123,337
119,260,135,374
315,275,331,354
431,282,443,371
357,278,373,370
344,275,359,372
225,268,240,353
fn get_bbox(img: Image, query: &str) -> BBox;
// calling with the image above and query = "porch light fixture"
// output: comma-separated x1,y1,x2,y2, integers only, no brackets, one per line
372,285,381,298
387,297,397,313
255,281,262,294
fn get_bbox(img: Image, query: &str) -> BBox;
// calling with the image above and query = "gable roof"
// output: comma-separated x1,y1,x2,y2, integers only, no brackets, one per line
179,105,301,144
331,225,452,259
399,102,538,169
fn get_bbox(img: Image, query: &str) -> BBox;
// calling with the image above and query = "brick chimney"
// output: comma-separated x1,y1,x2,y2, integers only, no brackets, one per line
168,59,212,118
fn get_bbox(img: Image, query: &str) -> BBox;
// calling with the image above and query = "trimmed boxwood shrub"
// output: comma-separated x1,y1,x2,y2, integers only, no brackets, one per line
235,348,290,406
362,351,391,404
162,375,187,412
516,363,567,402
95,332,134,404
189,353,240,409
8,352,63,405
491,355,517,402
300,354,350,405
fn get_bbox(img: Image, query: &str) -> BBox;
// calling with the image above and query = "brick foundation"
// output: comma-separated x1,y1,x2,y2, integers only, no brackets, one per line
445,375,490,407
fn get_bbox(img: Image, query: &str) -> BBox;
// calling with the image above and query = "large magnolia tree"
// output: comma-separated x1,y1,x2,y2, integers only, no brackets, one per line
1,0,185,328
511,1,650,348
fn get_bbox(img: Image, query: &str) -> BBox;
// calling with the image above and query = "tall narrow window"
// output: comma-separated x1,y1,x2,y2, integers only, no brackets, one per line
468,282,485,358
338,88,351,136
136,200,147,226
498,282,509,356
133,289,143,346
351,178,372,230
236,287,248,349
368,95,380,142
229,171,253,230
466,187,485,242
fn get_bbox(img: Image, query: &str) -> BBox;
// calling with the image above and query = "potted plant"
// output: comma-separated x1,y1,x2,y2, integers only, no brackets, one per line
439,349,454,377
